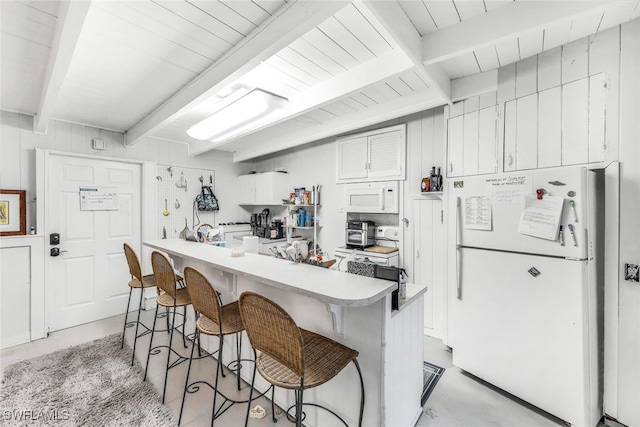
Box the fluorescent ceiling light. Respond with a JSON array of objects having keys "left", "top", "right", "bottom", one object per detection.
[{"left": 187, "top": 88, "right": 290, "bottom": 142}]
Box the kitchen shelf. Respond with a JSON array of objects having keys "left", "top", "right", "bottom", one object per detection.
[
  {"left": 284, "top": 198, "right": 320, "bottom": 245},
  {"left": 282, "top": 204, "right": 321, "bottom": 208},
  {"left": 418, "top": 191, "right": 443, "bottom": 200}
]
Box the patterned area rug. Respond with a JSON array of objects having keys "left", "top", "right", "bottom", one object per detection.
[
  {"left": 0, "top": 333, "right": 176, "bottom": 426},
  {"left": 422, "top": 361, "right": 445, "bottom": 406}
]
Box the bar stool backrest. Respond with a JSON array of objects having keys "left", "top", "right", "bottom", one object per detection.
[
  {"left": 239, "top": 291, "right": 305, "bottom": 377},
  {"left": 151, "top": 251, "right": 178, "bottom": 298},
  {"left": 183, "top": 267, "right": 221, "bottom": 325},
  {"left": 123, "top": 243, "right": 143, "bottom": 282}
]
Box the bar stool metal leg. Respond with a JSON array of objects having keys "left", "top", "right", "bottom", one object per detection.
[
  {"left": 120, "top": 287, "right": 134, "bottom": 349},
  {"left": 130, "top": 286, "right": 145, "bottom": 365},
  {"left": 143, "top": 304, "right": 160, "bottom": 381}
]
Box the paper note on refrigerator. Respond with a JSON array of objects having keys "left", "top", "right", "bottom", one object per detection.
[
  {"left": 464, "top": 195, "right": 492, "bottom": 230},
  {"left": 517, "top": 194, "right": 564, "bottom": 240}
]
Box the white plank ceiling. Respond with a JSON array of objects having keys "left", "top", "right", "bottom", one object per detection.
[{"left": 2, "top": 0, "right": 639, "bottom": 161}]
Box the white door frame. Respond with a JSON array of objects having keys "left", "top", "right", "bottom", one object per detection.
[{"left": 35, "top": 149, "right": 156, "bottom": 335}]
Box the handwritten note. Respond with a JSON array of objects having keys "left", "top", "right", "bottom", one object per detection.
[
  {"left": 517, "top": 194, "right": 564, "bottom": 240},
  {"left": 464, "top": 195, "right": 492, "bottom": 230},
  {"left": 486, "top": 175, "right": 531, "bottom": 204}
]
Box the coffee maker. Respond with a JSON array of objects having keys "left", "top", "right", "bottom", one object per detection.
[{"left": 256, "top": 209, "right": 270, "bottom": 238}]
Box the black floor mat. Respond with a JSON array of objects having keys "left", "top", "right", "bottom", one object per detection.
[{"left": 422, "top": 361, "right": 445, "bottom": 406}]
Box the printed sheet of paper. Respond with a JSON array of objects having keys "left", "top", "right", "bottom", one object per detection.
[
  {"left": 517, "top": 194, "right": 564, "bottom": 240},
  {"left": 464, "top": 195, "right": 492, "bottom": 230},
  {"left": 79, "top": 187, "right": 119, "bottom": 211}
]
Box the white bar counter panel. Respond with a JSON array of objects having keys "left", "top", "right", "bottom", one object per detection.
[{"left": 144, "top": 239, "right": 427, "bottom": 427}]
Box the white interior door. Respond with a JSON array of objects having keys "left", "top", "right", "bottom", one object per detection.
[{"left": 47, "top": 154, "right": 141, "bottom": 331}]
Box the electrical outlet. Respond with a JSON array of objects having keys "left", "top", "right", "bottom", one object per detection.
[{"left": 624, "top": 263, "right": 639, "bottom": 282}]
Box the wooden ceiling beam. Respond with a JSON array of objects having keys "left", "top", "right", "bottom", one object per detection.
[
  {"left": 197, "top": 49, "right": 415, "bottom": 153},
  {"left": 361, "top": 0, "right": 451, "bottom": 104},
  {"left": 34, "top": 0, "right": 91, "bottom": 134},
  {"left": 422, "top": 1, "right": 616, "bottom": 65},
  {"left": 231, "top": 90, "right": 444, "bottom": 162},
  {"left": 124, "top": 0, "right": 351, "bottom": 147}
]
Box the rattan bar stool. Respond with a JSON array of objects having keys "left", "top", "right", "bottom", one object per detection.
[
  {"left": 143, "top": 251, "right": 192, "bottom": 403},
  {"left": 179, "top": 266, "right": 261, "bottom": 426},
  {"left": 121, "top": 243, "right": 184, "bottom": 366},
  {"left": 238, "top": 291, "right": 365, "bottom": 427}
]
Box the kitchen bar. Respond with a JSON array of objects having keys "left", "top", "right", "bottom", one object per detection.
[{"left": 144, "top": 238, "right": 427, "bottom": 427}]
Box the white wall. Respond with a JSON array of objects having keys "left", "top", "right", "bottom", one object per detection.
[
  {"left": 0, "top": 111, "right": 252, "bottom": 232},
  {"left": 614, "top": 18, "right": 640, "bottom": 427}
]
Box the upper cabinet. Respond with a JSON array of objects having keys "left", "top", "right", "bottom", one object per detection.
[
  {"left": 337, "top": 124, "right": 406, "bottom": 183},
  {"left": 447, "top": 94, "right": 499, "bottom": 178},
  {"left": 448, "top": 27, "right": 619, "bottom": 178},
  {"left": 503, "top": 73, "right": 607, "bottom": 171},
  {"left": 238, "top": 171, "right": 289, "bottom": 205}
]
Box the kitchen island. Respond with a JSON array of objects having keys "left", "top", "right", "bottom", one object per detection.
[{"left": 144, "top": 239, "right": 427, "bottom": 427}]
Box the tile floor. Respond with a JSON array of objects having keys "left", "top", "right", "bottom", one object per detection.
[{"left": 0, "top": 313, "right": 625, "bottom": 427}]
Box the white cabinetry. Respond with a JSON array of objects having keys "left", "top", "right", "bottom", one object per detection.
[
  {"left": 447, "top": 103, "right": 498, "bottom": 177},
  {"left": 337, "top": 124, "right": 406, "bottom": 182},
  {"left": 238, "top": 171, "right": 289, "bottom": 205},
  {"left": 0, "top": 235, "right": 45, "bottom": 349},
  {"left": 503, "top": 73, "right": 606, "bottom": 171}
]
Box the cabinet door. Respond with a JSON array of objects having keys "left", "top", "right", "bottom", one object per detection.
[
  {"left": 515, "top": 93, "right": 538, "bottom": 170},
  {"left": 478, "top": 106, "right": 498, "bottom": 174},
  {"left": 447, "top": 115, "right": 464, "bottom": 177},
  {"left": 338, "top": 137, "right": 368, "bottom": 180},
  {"left": 562, "top": 78, "right": 589, "bottom": 165},
  {"left": 538, "top": 86, "right": 562, "bottom": 168},
  {"left": 1, "top": 246, "right": 31, "bottom": 348},
  {"left": 367, "top": 130, "right": 404, "bottom": 179},
  {"left": 588, "top": 73, "right": 606, "bottom": 163},
  {"left": 238, "top": 174, "right": 256, "bottom": 204},
  {"left": 503, "top": 100, "right": 517, "bottom": 172},
  {"left": 462, "top": 110, "right": 479, "bottom": 176},
  {"left": 255, "top": 172, "right": 289, "bottom": 205}
]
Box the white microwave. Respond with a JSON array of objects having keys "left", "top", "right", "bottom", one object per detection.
[{"left": 343, "top": 181, "right": 399, "bottom": 213}]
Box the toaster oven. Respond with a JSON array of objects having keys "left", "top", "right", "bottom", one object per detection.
[{"left": 345, "top": 220, "right": 375, "bottom": 249}]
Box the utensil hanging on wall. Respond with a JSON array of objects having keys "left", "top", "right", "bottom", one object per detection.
[
  {"left": 175, "top": 199, "right": 180, "bottom": 209},
  {"left": 163, "top": 199, "right": 170, "bottom": 216},
  {"left": 179, "top": 217, "right": 189, "bottom": 239}
]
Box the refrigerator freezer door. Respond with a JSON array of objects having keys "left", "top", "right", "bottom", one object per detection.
[
  {"left": 453, "top": 248, "right": 600, "bottom": 427},
  {"left": 449, "top": 166, "right": 596, "bottom": 259}
]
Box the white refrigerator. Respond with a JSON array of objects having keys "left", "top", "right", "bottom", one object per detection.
[{"left": 448, "top": 166, "right": 603, "bottom": 427}]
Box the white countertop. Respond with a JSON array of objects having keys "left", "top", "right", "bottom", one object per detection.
[{"left": 145, "top": 239, "right": 405, "bottom": 307}]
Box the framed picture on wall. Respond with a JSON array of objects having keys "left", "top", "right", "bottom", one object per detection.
[{"left": 0, "top": 190, "right": 26, "bottom": 236}]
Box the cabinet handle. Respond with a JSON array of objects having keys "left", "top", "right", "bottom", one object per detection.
[
  {"left": 416, "top": 249, "right": 420, "bottom": 259},
  {"left": 506, "top": 154, "right": 514, "bottom": 166},
  {"left": 448, "top": 163, "right": 453, "bottom": 173}
]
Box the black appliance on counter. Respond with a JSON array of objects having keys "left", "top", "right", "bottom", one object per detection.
[
  {"left": 255, "top": 208, "right": 270, "bottom": 238},
  {"left": 345, "top": 220, "right": 375, "bottom": 249},
  {"left": 250, "top": 213, "right": 258, "bottom": 236},
  {"left": 269, "top": 220, "right": 284, "bottom": 239}
]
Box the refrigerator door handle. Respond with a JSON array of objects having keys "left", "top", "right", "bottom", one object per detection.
[{"left": 456, "top": 196, "right": 462, "bottom": 299}]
